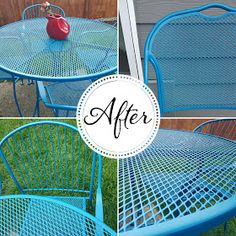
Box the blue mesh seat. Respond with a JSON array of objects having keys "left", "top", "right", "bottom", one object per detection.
[
  {"left": 22, "top": 4, "right": 65, "bottom": 20},
  {"left": 144, "top": 3, "right": 236, "bottom": 116},
  {"left": 0, "top": 69, "right": 12, "bottom": 81},
  {"left": 0, "top": 121, "right": 104, "bottom": 220},
  {"left": 37, "top": 80, "right": 92, "bottom": 117},
  {"left": 0, "top": 195, "right": 116, "bottom": 236}
]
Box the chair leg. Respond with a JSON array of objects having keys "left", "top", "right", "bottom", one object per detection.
[{"left": 12, "top": 78, "right": 23, "bottom": 117}]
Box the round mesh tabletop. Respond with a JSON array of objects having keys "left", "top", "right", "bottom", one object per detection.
[
  {"left": 0, "top": 18, "right": 117, "bottom": 81},
  {"left": 119, "top": 129, "right": 236, "bottom": 235},
  {"left": 0, "top": 195, "right": 116, "bottom": 236}
]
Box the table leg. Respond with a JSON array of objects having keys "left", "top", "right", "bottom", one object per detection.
[
  {"left": 12, "top": 77, "right": 23, "bottom": 117},
  {"left": 32, "top": 82, "right": 40, "bottom": 117}
]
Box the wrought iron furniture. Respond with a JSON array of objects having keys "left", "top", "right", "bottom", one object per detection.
[
  {"left": 119, "top": 124, "right": 236, "bottom": 235},
  {"left": 0, "top": 195, "right": 116, "bottom": 236},
  {"left": 37, "top": 18, "right": 117, "bottom": 117},
  {"left": 0, "top": 121, "right": 102, "bottom": 217},
  {"left": 22, "top": 4, "right": 65, "bottom": 19},
  {"left": 0, "top": 18, "right": 117, "bottom": 117},
  {"left": 144, "top": 3, "right": 236, "bottom": 116},
  {"left": 194, "top": 119, "right": 236, "bottom": 141},
  {"left": 0, "top": 70, "right": 12, "bottom": 81}
]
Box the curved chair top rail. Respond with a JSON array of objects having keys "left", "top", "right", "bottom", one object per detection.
[
  {"left": 194, "top": 119, "right": 236, "bottom": 141},
  {"left": 144, "top": 3, "right": 236, "bottom": 115},
  {"left": 0, "top": 121, "right": 99, "bottom": 197},
  {"left": 22, "top": 4, "right": 65, "bottom": 20},
  {"left": 0, "top": 121, "right": 78, "bottom": 145},
  {"left": 145, "top": 3, "right": 236, "bottom": 56},
  {"left": 0, "top": 195, "right": 116, "bottom": 236}
]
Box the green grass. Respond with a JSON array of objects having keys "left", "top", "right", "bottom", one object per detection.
[
  {"left": 0, "top": 119, "right": 117, "bottom": 231},
  {"left": 202, "top": 217, "right": 236, "bottom": 236}
]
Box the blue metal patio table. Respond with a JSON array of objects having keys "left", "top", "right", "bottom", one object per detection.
[
  {"left": 0, "top": 195, "right": 116, "bottom": 235},
  {"left": 0, "top": 17, "right": 117, "bottom": 116},
  {"left": 119, "top": 129, "right": 236, "bottom": 236}
]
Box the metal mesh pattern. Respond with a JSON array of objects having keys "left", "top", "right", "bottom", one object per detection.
[
  {"left": 119, "top": 129, "right": 236, "bottom": 233},
  {"left": 46, "top": 80, "right": 92, "bottom": 106},
  {"left": 194, "top": 119, "right": 236, "bottom": 141},
  {"left": 149, "top": 12, "right": 236, "bottom": 112},
  {"left": 0, "top": 121, "right": 96, "bottom": 196},
  {"left": 0, "top": 18, "right": 117, "bottom": 81},
  {"left": 0, "top": 196, "right": 116, "bottom": 236},
  {"left": 0, "top": 69, "right": 12, "bottom": 80},
  {"left": 52, "top": 196, "right": 86, "bottom": 209}
]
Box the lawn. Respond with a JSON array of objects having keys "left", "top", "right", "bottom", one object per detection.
[{"left": 0, "top": 118, "right": 117, "bottom": 231}]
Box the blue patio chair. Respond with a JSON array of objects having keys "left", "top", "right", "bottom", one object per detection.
[
  {"left": 0, "top": 121, "right": 104, "bottom": 221},
  {"left": 37, "top": 80, "right": 93, "bottom": 117},
  {"left": 22, "top": 4, "right": 65, "bottom": 19},
  {"left": 144, "top": 3, "right": 236, "bottom": 116},
  {"left": 194, "top": 119, "right": 236, "bottom": 141}
]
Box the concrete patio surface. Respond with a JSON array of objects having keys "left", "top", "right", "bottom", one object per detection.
[{"left": 0, "top": 81, "right": 53, "bottom": 117}]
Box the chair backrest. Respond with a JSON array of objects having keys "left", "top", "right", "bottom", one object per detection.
[
  {"left": 144, "top": 3, "right": 236, "bottom": 115},
  {"left": 0, "top": 121, "right": 98, "bottom": 198},
  {"left": 22, "top": 4, "right": 65, "bottom": 20},
  {"left": 194, "top": 119, "right": 236, "bottom": 141}
]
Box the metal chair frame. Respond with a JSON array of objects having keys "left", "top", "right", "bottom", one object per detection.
[
  {"left": 194, "top": 119, "right": 236, "bottom": 141},
  {"left": 36, "top": 80, "right": 93, "bottom": 117},
  {"left": 144, "top": 3, "right": 236, "bottom": 116},
  {"left": 22, "top": 4, "right": 65, "bottom": 20},
  {"left": 0, "top": 121, "right": 104, "bottom": 221}
]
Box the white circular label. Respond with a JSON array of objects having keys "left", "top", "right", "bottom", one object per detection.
[{"left": 77, "top": 74, "right": 160, "bottom": 158}]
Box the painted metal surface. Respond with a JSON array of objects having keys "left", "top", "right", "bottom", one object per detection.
[
  {"left": 0, "top": 121, "right": 98, "bottom": 210},
  {"left": 144, "top": 3, "right": 236, "bottom": 115},
  {"left": 119, "top": 128, "right": 236, "bottom": 235},
  {"left": 0, "top": 195, "right": 116, "bottom": 235},
  {"left": 0, "top": 18, "right": 117, "bottom": 82}
]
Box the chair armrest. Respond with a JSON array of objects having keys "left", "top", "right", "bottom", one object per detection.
[
  {"left": 37, "top": 81, "right": 49, "bottom": 104},
  {"left": 95, "top": 186, "right": 103, "bottom": 222}
]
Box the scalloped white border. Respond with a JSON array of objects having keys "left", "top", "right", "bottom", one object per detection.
[{"left": 76, "top": 74, "right": 160, "bottom": 159}]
